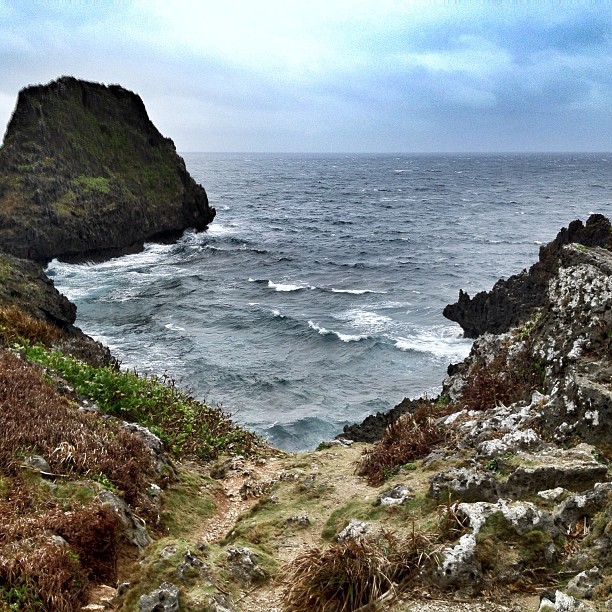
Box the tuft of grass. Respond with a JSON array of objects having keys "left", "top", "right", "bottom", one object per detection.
[
  {"left": 72, "top": 175, "right": 110, "bottom": 194},
  {"left": 283, "top": 530, "right": 434, "bottom": 612},
  {"left": 355, "top": 404, "right": 445, "bottom": 486},
  {"left": 459, "top": 340, "right": 545, "bottom": 411},
  {"left": 17, "top": 341, "right": 264, "bottom": 461},
  {"left": 0, "top": 306, "right": 62, "bottom": 345}
]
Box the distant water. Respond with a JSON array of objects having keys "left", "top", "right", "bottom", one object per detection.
[{"left": 47, "top": 153, "right": 612, "bottom": 450}]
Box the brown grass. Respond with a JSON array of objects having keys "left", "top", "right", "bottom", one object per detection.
[
  {"left": 283, "top": 530, "right": 434, "bottom": 612},
  {"left": 459, "top": 341, "right": 545, "bottom": 412},
  {"left": 355, "top": 403, "right": 445, "bottom": 486},
  {"left": 0, "top": 305, "right": 62, "bottom": 345},
  {"left": 0, "top": 349, "right": 162, "bottom": 609}
]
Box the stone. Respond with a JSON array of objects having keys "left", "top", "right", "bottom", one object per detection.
[
  {"left": 566, "top": 567, "right": 603, "bottom": 599},
  {"left": 335, "top": 519, "right": 371, "bottom": 541},
  {"left": 139, "top": 582, "right": 179, "bottom": 612},
  {"left": 97, "top": 489, "right": 151, "bottom": 549},
  {"left": 429, "top": 466, "right": 499, "bottom": 503},
  {"left": 226, "top": 546, "right": 266, "bottom": 585},
  {"left": 23, "top": 455, "right": 52, "bottom": 473},
  {"left": 376, "top": 484, "right": 413, "bottom": 506},
  {"left": 537, "top": 590, "right": 597, "bottom": 611}
]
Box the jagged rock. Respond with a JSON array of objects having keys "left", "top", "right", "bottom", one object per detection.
[
  {"left": 429, "top": 466, "right": 499, "bottom": 503},
  {"left": 0, "top": 76, "right": 215, "bottom": 263},
  {"left": 226, "top": 546, "right": 266, "bottom": 585},
  {"left": 121, "top": 421, "right": 171, "bottom": 475},
  {"left": 204, "top": 593, "right": 235, "bottom": 612},
  {"left": 97, "top": 489, "right": 151, "bottom": 549},
  {"left": 436, "top": 500, "right": 557, "bottom": 590},
  {"left": 553, "top": 483, "right": 612, "bottom": 532},
  {"left": 177, "top": 550, "right": 209, "bottom": 581},
  {"left": 23, "top": 454, "right": 51, "bottom": 473},
  {"left": 566, "top": 567, "right": 603, "bottom": 599},
  {"left": 502, "top": 445, "right": 608, "bottom": 498},
  {"left": 286, "top": 514, "right": 310, "bottom": 527},
  {"left": 336, "top": 519, "right": 371, "bottom": 541},
  {"left": 376, "top": 484, "right": 412, "bottom": 506},
  {"left": 538, "top": 590, "right": 597, "bottom": 611},
  {"left": 444, "top": 214, "right": 612, "bottom": 338},
  {"left": 139, "top": 582, "right": 179, "bottom": 612}
]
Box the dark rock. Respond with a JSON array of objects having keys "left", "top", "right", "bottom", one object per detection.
[
  {"left": 339, "top": 396, "right": 432, "bottom": 443},
  {"left": 444, "top": 214, "right": 612, "bottom": 338},
  {"left": 0, "top": 76, "right": 215, "bottom": 264}
]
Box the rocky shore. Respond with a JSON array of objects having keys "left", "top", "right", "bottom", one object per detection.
[{"left": 0, "top": 78, "right": 609, "bottom": 612}]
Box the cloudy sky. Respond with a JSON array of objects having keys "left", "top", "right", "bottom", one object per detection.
[{"left": 1, "top": 0, "right": 611, "bottom": 152}]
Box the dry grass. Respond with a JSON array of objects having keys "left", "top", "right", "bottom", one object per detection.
[
  {"left": 283, "top": 530, "right": 435, "bottom": 612},
  {"left": 0, "top": 350, "right": 160, "bottom": 518},
  {"left": 0, "top": 349, "right": 161, "bottom": 609},
  {"left": 355, "top": 404, "right": 445, "bottom": 486},
  {"left": 0, "top": 305, "right": 62, "bottom": 345},
  {"left": 459, "top": 341, "right": 545, "bottom": 412}
]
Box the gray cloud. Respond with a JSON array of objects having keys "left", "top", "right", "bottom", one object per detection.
[{"left": 0, "top": 1, "right": 610, "bottom": 152}]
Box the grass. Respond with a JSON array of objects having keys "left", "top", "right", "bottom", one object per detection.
[
  {"left": 72, "top": 175, "right": 111, "bottom": 194},
  {"left": 355, "top": 403, "right": 446, "bottom": 486},
  {"left": 283, "top": 530, "right": 435, "bottom": 612},
  {"left": 17, "top": 341, "right": 264, "bottom": 461}
]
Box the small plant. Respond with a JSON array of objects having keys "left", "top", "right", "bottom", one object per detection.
[
  {"left": 356, "top": 404, "right": 444, "bottom": 486},
  {"left": 16, "top": 342, "right": 263, "bottom": 461},
  {"left": 283, "top": 531, "right": 433, "bottom": 612}
]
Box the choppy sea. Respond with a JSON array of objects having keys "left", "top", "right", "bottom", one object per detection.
[{"left": 47, "top": 153, "right": 612, "bottom": 450}]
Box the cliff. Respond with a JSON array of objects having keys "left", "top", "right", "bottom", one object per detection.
[
  {"left": 1, "top": 217, "right": 611, "bottom": 612},
  {"left": 443, "top": 214, "right": 612, "bottom": 338},
  {"left": 0, "top": 76, "right": 215, "bottom": 263}
]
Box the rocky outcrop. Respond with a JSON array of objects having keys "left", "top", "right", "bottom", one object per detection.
[
  {"left": 443, "top": 214, "right": 612, "bottom": 338},
  {"left": 0, "top": 76, "right": 215, "bottom": 263}
]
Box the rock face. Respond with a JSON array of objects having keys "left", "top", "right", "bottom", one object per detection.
[
  {"left": 0, "top": 76, "right": 215, "bottom": 263},
  {"left": 443, "top": 214, "right": 612, "bottom": 338}
]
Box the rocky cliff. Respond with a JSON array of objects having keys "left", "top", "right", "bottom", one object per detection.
[
  {"left": 443, "top": 214, "right": 612, "bottom": 338},
  {"left": 0, "top": 76, "right": 215, "bottom": 263},
  {"left": 1, "top": 216, "right": 611, "bottom": 612}
]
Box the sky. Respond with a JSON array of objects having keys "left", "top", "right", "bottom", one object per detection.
[{"left": 0, "top": 0, "right": 611, "bottom": 153}]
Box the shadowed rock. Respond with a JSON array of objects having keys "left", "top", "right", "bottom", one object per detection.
[{"left": 0, "top": 76, "right": 215, "bottom": 263}]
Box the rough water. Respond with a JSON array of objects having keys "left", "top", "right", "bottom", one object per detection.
[{"left": 47, "top": 153, "right": 612, "bottom": 450}]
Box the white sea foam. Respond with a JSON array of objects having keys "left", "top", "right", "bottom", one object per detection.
[
  {"left": 331, "top": 288, "right": 387, "bottom": 295},
  {"left": 165, "top": 323, "right": 186, "bottom": 332},
  {"left": 268, "top": 280, "right": 315, "bottom": 292},
  {"left": 394, "top": 326, "right": 472, "bottom": 360},
  {"left": 308, "top": 320, "right": 369, "bottom": 342},
  {"left": 338, "top": 309, "right": 393, "bottom": 333}
]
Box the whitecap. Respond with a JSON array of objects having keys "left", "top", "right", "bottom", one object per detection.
[
  {"left": 268, "top": 280, "right": 315, "bottom": 292},
  {"left": 165, "top": 323, "right": 186, "bottom": 332},
  {"left": 394, "top": 326, "right": 472, "bottom": 361},
  {"left": 308, "top": 320, "right": 369, "bottom": 343},
  {"left": 331, "top": 288, "right": 387, "bottom": 295}
]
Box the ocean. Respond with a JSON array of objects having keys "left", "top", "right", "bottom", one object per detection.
[{"left": 46, "top": 153, "right": 612, "bottom": 451}]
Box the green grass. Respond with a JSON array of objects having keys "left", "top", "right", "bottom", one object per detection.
[
  {"left": 72, "top": 175, "right": 111, "bottom": 194},
  {"left": 16, "top": 341, "right": 262, "bottom": 461}
]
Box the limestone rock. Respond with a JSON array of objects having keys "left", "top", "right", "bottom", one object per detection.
[
  {"left": 376, "top": 484, "right": 412, "bottom": 506},
  {"left": 97, "top": 489, "right": 151, "bottom": 549},
  {"left": 139, "top": 582, "right": 179, "bottom": 612},
  {"left": 443, "top": 214, "right": 612, "bottom": 338},
  {"left": 226, "top": 546, "right": 266, "bottom": 585},
  {"left": 336, "top": 519, "right": 371, "bottom": 541}
]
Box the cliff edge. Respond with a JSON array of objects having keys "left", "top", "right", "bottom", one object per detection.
[{"left": 0, "top": 76, "right": 215, "bottom": 263}]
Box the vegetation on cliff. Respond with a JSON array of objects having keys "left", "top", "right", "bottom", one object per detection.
[{"left": 0, "top": 77, "right": 215, "bottom": 263}]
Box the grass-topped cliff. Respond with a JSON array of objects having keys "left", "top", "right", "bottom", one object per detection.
[
  {"left": 0, "top": 218, "right": 611, "bottom": 611},
  {"left": 0, "top": 77, "right": 215, "bottom": 263}
]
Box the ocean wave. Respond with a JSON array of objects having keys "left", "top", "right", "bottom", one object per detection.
[
  {"left": 330, "top": 288, "right": 387, "bottom": 295},
  {"left": 308, "top": 320, "right": 369, "bottom": 343},
  {"left": 394, "top": 326, "right": 472, "bottom": 361}
]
